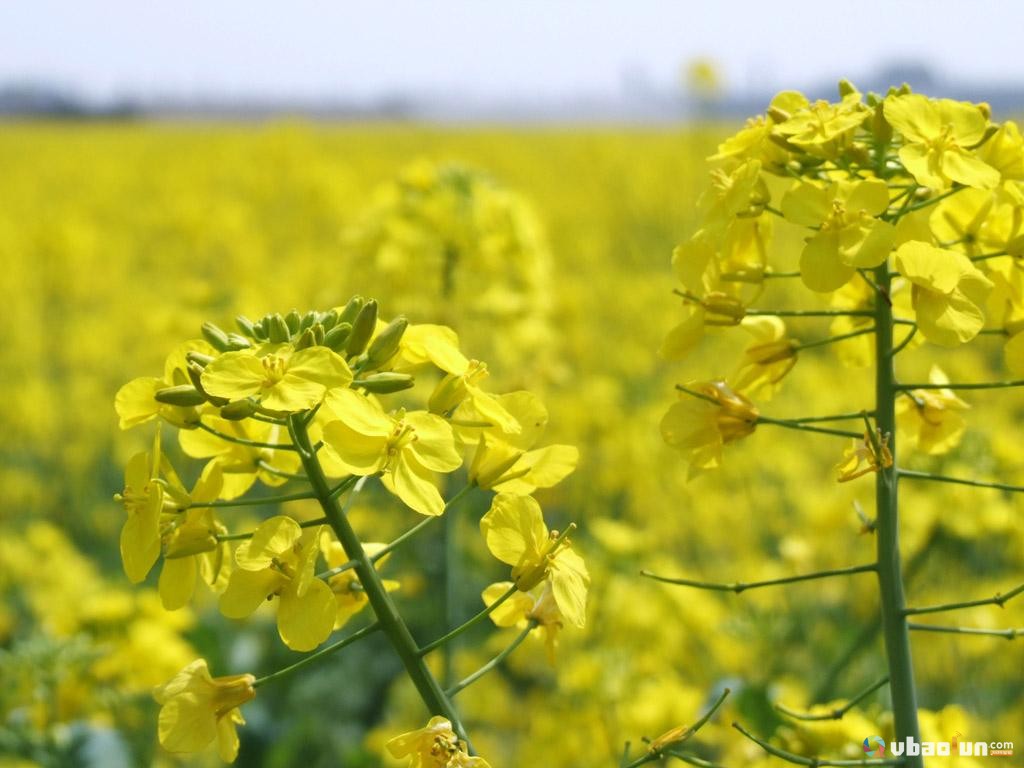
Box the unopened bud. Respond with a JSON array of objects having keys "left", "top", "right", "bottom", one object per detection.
[
  {"left": 225, "top": 333, "right": 252, "bottom": 351},
  {"left": 354, "top": 372, "right": 416, "bottom": 394},
  {"left": 284, "top": 309, "right": 301, "bottom": 335},
  {"left": 267, "top": 313, "right": 291, "bottom": 343},
  {"left": 338, "top": 296, "right": 364, "bottom": 326},
  {"left": 837, "top": 79, "right": 857, "bottom": 98},
  {"left": 201, "top": 322, "right": 232, "bottom": 352},
  {"left": 298, "top": 310, "right": 316, "bottom": 333},
  {"left": 313, "top": 323, "right": 325, "bottom": 346},
  {"left": 318, "top": 309, "right": 338, "bottom": 331},
  {"left": 236, "top": 315, "right": 259, "bottom": 339},
  {"left": 186, "top": 351, "right": 214, "bottom": 368},
  {"left": 220, "top": 399, "right": 257, "bottom": 420},
  {"left": 345, "top": 299, "right": 378, "bottom": 356},
  {"left": 295, "top": 328, "right": 317, "bottom": 350},
  {"left": 323, "top": 322, "right": 352, "bottom": 352},
  {"left": 155, "top": 384, "right": 207, "bottom": 407},
  {"left": 365, "top": 316, "right": 408, "bottom": 368}
]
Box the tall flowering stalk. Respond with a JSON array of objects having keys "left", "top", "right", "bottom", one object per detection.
[
  {"left": 114, "top": 298, "right": 585, "bottom": 765},
  {"left": 647, "top": 82, "right": 1024, "bottom": 768}
]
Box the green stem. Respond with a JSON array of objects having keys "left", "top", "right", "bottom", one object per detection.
[
  {"left": 755, "top": 415, "right": 861, "bottom": 439},
  {"left": 907, "top": 623, "right": 1022, "bottom": 639},
  {"left": 909, "top": 622, "right": 1019, "bottom": 638},
  {"left": 188, "top": 489, "right": 317, "bottom": 509},
  {"left": 640, "top": 563, "right": 875, "bottom": 592},
  {"left": 897, "top": 468, "right": 1024, "bottom": 494},
  {"left": 442, "top": 501, "right": 458, "bottom": 686},
  {"left": 217, "top": 516, "right": 327, "bottom": 542},
  {"left": 252, "top": 622, "right": 380, "bottom": 688},
  {"left": 419, "top": 584, "right": 519, "bottom": 656},
  {"left": 196, "top": 421, "right": 298, "bottom": 451},
  {"left": 746, "top": 308, "right": 875, "bottom": 318},
  {"left": 766, "top": 411, "right": 872, "bottom": 424},
  {"left": 895, "top": 379, "right": 1024, "bottom": 391},
  {"left": 316, "top": 486, "right": 474, "bottom": 580},
  {"left": 287, "top": 415, "right": 469, "bottom": 742},
  {"left": 732, "top": 721, "right": 904, "bottom": 766},
  {"left": 872, "top": 262, "right": 923, "bottom": 767},
  {"left": 446, "top": 620, "right": 536, "bottom": 697},
  {"left": 775, "top": 676, "right": 889, "bottom": 721},
  {"left": 257, "top": 460, "right": 307, "bottom": 481},
  {"left": 903, "top": 582, "right": 1024, "bottom": 616},
  {"left": 882, "top": 185, "right": 963, "bottom": 221},
  {"left": 792, "top": 327, "right": 875, "bottom": 351}
]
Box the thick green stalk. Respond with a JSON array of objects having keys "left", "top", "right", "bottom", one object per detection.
[
  {"left": 872, "top": 263, "right": 922, "bottom": 766},
  {"left": 287, "top": 415, "right": 468, "bottom": 741}
]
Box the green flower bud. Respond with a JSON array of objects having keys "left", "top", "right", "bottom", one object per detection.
[
  {"left": 186, "top": 351, "right": 214, "bottom": 368},
  {"left": 313, "top": 323, "right": 325, "bottom": 346},
  {"left": 353, "top": 372, "right": 416, "bottom": 394},
  {"left": 323, "top": 322, "right": 352, "bottom": 352},
  {"left": 318, "top": 309, "right": 338, "bottom": 331},
  {"left": 294, "top": 328, "right": 316, "bottom": 350},
  {"left": 345, "top": 299, "right": 378, "bottom": 356},
  {"left": 267, "top": 313, "right": 291, "bottom": 343},
  {"left": 220, "top": 399, "right": 257, "bottom": 420},
  {"left": 201, "top": 322, "right": 232, "bottom": 352},
  {"left": 284, "top": 309, "right": 301, "bottom": 335},
  {"left": 154, "top": 384, "right": 207, "bottom": 406},
  {"left": 225, "top": 333, "right": 252, "bottom": 351},
  {"left": 837, "top": 79, "right": 857, "bottom": 98},
  {"left": 365, "top": 316, "right": 408, "bottom": 368},
  {"left": 337, "top": 295, "right": 364, "bottom": 326},
  {"left": 235, "top": 315, "right": 258, "bottom": 339},
  {"left": 298, "top": 310, "right": 317, "bottom": 333}
]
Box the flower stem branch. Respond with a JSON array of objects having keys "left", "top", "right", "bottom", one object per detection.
[
  {"left": 252, "top": 622, "right": 380, "bottom": 689},
  {"left": 908, "top": 623, "right": 1022, "bottom": 639},
  {"left": 732, "top": 721, "right": 905, "bottom": 766},
  {"left": 257, "top": 460, "right": 307, "bottom": 481},
  {"left": 445, "top": 620, "right": 536, "bottom": 697},
  {"left": 793, "top": 327, "right": 875, "bottom": 352},
  {"left": 195, "top": 421, "right": 298, "bottom": 451},
  {"left": 897, "top": 468, "right": 1024, "bottom": 494},
  {"left": 746, "top": 308, "right": 875, "bottom": 318},
  {"left": 640, "top": 563, "right": 875, "bottom": 593},
  {"left": 189, "top": 489, "right": 317, "bottom": 509},
  {"left": 895, "top": 379, "right": 1024, "bottom": 391},
  {"left": 316, "top": 485, "right": 476, "bottom": 580},
  {"left": 419, "top": 584, "right": 519, "bottom": 656},
  {"left": 775, "top": 676, "right": 889, "bottom": 721},
  {"left": 217, "top": 516, "right": 327, "bottom": 542},
  {"left": 755, "top": 415, "right": 862, "bottom": 439},
  {"left": 903, "top": 582, "right": 1024, "bottom": 616}
]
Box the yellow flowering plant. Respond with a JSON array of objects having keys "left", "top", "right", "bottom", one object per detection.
[
  {"left": 113, "top": 297, "right": 582, "bottom": 764},
  {"left": 645, "top": 81, "right": 1024, "bottom": 768}
]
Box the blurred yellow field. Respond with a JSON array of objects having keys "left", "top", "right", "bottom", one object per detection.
[{"left": 1, "top": 112, "right": 1022, "bottom": 768}]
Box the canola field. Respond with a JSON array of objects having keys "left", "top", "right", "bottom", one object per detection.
[{"left": 0, "top": 114, "right": 1022, "bottom": 768}]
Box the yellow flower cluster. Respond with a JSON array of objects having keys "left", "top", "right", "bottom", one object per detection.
[
  {"left": 114, "top": 297, "right": 582, "bottom": 763},
  {"left": 664, "top": 82, "right": 1024, "bottom": 471}
]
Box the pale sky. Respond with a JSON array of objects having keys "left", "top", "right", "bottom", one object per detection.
[{"left": 2, "top": 1, "right": 1022, "bottom": 101}]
